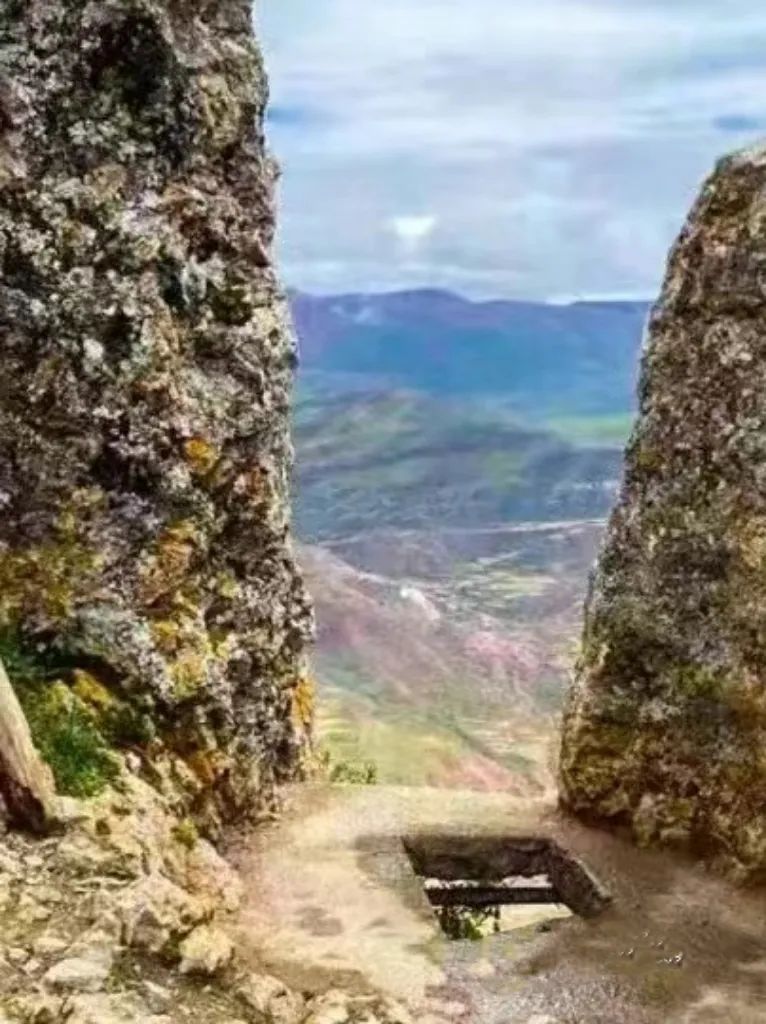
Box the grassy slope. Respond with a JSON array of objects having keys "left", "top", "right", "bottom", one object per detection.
[{"left": 294, "top": 381, "right": 623, "bottom": 541}]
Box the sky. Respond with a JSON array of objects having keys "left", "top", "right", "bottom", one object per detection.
[{"left": 256, "top": 1, "right": 766, "bottom": 302}]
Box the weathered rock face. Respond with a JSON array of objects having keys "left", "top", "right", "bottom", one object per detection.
[
  {"left": 0, "top": 0, "right": 312, "bottom": 827},
  {"left": 560, "top": 143, "right": 766, "bottom": 880}
]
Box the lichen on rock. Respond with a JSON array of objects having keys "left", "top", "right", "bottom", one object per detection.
[
  {"left": 0, "top": 0, "right": 312, "bottom": 831},
  {"left": 560, "top": 142, "right": 766, "bottom": 880}
]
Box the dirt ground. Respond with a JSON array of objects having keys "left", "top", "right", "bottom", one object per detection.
[{"left": 230, "top": 784, "right": 766, "bottom": 1024}]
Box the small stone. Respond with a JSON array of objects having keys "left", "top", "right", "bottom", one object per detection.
[
  {"left": 237, "top": 971, "right": 305, "bottom": 1024},
  {"left": 66, "top": 925, "right": 121, "bottom": 960},
  {"left": 54, "top": 798, "right": 90, "bottom": 829},
  {"left": 64, "top": 993, "right": 161, "bottom": 1024},
  {"left": 10, "top": 993, "right": 65, "bottom": 1024},
  {"left": 178, "top": 925, "right": 233, "bottom": 977},
  {"left": 376, "top": 997, "right": 414, "bottom": 1023},
  {"left": 32, "top": 885, "right": 64, "bottom": 907},
  {"left": 15, "top": 893, "right": 52, "bottom": 923},
  {"left": 118, "top": 873, "right": 208, "bottom": 954},
  {"left": 141, "top": 981, "right": 172, "bottom": 1014},
  {"left": 0, "top": 850, "right": 23, "bottom": 875},
  {"left": 43, "top": 949, "right": 113, "bottom": 994},
  {"left": 34, "top": 934, "right": 71, "bottom": 957},
  {"left": 302, "top": 991, "right": 353, "bottom": 1024},
  {"left": 466, "top": 959, "right": 496, "bottom": 979},
  {"left": 303, "top": 990, "right": 408, "bottom": 1024}
]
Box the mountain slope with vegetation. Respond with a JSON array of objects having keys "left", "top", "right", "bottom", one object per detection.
[
  {"left": 290, "top": 290, "right": 645, "bottom": 791},
  {"left": 294, "top": 384, "right": 623, "bottom": 540}
]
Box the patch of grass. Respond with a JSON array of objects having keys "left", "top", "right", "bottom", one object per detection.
[
  {"left": 315, "top": 745, "right": 378, "bottom": 785},
  {"left": 437, "top": 906, "right": 500, "bottom": 941},
  {"left": 0, "top": 628, "right": 118, "bottom": 798},
  {"left": 23, "top": 682, "right": 119, "bottom": 797},
  {"left": 172, "top": 818, "right": 199, "bottom": 850},
  {"left": 316, "top": 688, "right": 481, "bottom": 787}
]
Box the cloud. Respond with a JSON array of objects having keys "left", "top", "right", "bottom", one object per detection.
[
  {"left": 256, "top": 0, "right": 766, "bottom": 300},
  {"left": 388, "top": 215, "right": 438, "bottom": 255}
]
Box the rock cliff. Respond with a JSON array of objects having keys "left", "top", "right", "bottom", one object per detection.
[
  {"left": 0, "top": 0, "right": 312, "bottom": 831},
  {"left": 560, "top": 143, "right": 766, "bottom": 880}
]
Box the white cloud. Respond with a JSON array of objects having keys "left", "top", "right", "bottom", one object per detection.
[
  {"left": 257, "top": 0, "right": 766, "bottom": 299},
  {"left": 388, "top": 215, "right": 437, "bottom": 256}
]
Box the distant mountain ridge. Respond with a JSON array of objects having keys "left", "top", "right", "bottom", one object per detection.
[{"left": 291, "top": 288, "right": 650, "bottom": 418}]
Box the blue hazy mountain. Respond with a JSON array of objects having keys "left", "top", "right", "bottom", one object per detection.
[{"left": 291, "top": 289, "right": 650, "bottom": 419}]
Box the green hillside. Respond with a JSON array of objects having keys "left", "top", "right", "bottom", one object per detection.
[{"left": 294, "top": 381, "right": 623, "bottom": 541}]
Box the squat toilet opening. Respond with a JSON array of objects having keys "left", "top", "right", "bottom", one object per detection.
[{"left": 402, "top": 833, "right": 611, "bottom": 941}]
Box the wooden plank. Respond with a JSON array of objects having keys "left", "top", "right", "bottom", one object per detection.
[
  {"left": 425, "top": 885, "right": 560, "bottom": 908},
  {"left": 0, "top": 658, "right": 58, "bottom": 833}
]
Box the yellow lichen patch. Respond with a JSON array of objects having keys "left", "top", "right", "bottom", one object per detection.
[
  {"left": 291, "top": 673, "right": 316, "bottom": 732},
  {"left": 735, "top": 515, "right": 766, "bottom": 572},
  {"left": 186, "top": 749, "right": 230, "bottom": 788},
  {"left": 150, "top": 609, "right": 216, "bottom": 700},
  {"left": 184, "top": 437, "right": 218, "bottom": 476},
  {"left": 633, "top": 443, "right": 663, "bottom": 475},
  {"left": 139, "top": 520, "right": 200, "bottom": 607},
  {"left": 170, "top": 648, "right": 209, "bottom": 700},
  {"left": 171, "top": 818, "right": 199, "bottom": 850},
  {"left": 151, "top": 617, "right": 183, "bottom": 655},
  {"left": 72, "top": 669, "right": 114, "bottom": 711},
  {"left": 198, "top": 73, "right": 242, "bottom": 150},
  {"left": 215, "top": 572, "right": 240, "bottom": 601},
  {"left": 0, "top": 493, "right": 104, "bottom": 626},
  {"left": 727, "top": 672, "right": 766, "bottom": 729},
  {"left": 87, "top": 162, "right": 128, "bottom": 201}
]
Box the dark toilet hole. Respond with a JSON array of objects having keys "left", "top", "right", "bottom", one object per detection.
[{"left": 402, "top": 834, "right": 611, "bottom": 941}]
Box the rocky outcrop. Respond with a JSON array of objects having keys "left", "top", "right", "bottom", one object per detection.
[
  {"left": 0, "top": 0, "right": 312, "bottom": 829},
  {"left": 0, "top": 771, "right": 417, "bottom": 1023},
  {"left": 560, "top": 143, "right": 766, "bottom": 879}
]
